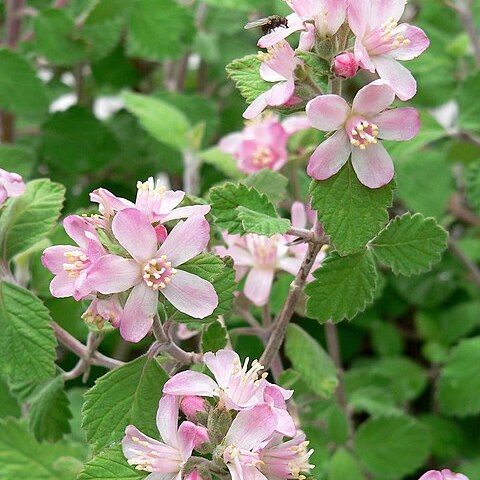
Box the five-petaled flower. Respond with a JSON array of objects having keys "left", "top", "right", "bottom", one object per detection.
[
  {"left": 87, "top": 209, "right": 218, "bottom": 342},
  {"left": 0, "top": 168, "right": 25, "bottom": 205},
  {"left": 348, "top": 0, "right": 430, "bottom": 100},
  {"left": 306, "top": 80, "right": 420, "bottom": 188}
]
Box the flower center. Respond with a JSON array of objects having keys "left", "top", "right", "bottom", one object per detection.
[
  {"left": 136, "top": 177, "right": 167, "bottom": 215},
  {"left": 346, "top": 117, "right": 379, "bottom": 150},
  {"left": 364, "top": 17, "right": 411, "bottom": 56},
  {"left": 143, "top": 256, "right": 176, "bottom": 290},
  {"left": 249, "top": 234, "right": 281, "bottom": 269},
  {"left": 63, "top": 250, "right": 90, "bottom": 277},
  {"left": 224, "top": 445, "right": 263, "bottom": 468},
  {"left": 252, "top": 146, "right": 273, "bottom": 166},
  {"left": 128, "top": 436, "right": 182, "bottom": 473}
]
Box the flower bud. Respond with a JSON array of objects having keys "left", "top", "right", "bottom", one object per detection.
[
  {"left": 181, "top": 395, "right": 207, "bottom": 421},
  {"left": 334, "top": 53, "right": 359, "bottom": 78}
]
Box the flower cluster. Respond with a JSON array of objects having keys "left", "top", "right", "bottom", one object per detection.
[
  {"left": 242, "top": 0, "right": 429, "bottom": 189},
  {"left": 123, "top": 349, "right": 314, "bottom": 480},
  {"left": 0, "top": 168, "right": 25, "bottom": 206},
  {"left": 42, "top": 178, "right": 218, "bottom": 343}
]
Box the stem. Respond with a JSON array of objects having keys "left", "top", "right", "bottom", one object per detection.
[
  {"left": 449, "top": 238, "right": 480, "bottom": 288},
  {"left": 183, "top": 149, "right": 201, "bottom": 196}
]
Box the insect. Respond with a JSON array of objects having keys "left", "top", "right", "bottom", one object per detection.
[{"left": 244, "top": 15, "right": 289, "bottom": 35}]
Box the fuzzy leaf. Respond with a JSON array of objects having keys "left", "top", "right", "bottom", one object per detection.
[
  {"left": 202, "top": 320, "right": 229, "bottom": 353},
  {"left": 242, "top": 169, "right": 288, "bottom": 204}
]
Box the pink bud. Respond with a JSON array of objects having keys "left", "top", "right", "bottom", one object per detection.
[
  {"left": 185, "top": 469, "right": 204, "bottom": 480},
  {"left": 193, "top": 425, "right": 210, "bottom": 449},
  {"left": 181, "top": 395, "right": 207, "bottom": 420},
  {"left": 334, "top": 53, "right": 359, "bottom": 78}
]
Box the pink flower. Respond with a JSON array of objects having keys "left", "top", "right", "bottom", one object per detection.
[
  {"left": 122, "top": 395, "right": 198, "bottom": 478},
  {"left": 258, "top": 0, "right": 347, "bottom": 49},
  {"left": 41, "top": 215, "right": 106, "bottom": 300},
  {"left": 419, "top": 471, "right": 469, "bottom": 480},
  {"left": 81, "top": 295, "right": 123, "bottom": 329},
  {"left": 91, "top": 177, "right": 210, "bottom": 225},
  {"left": 0, "top": 168, "right": 25, "bottom": 205},
  {"left": 348, "top": 0, "right": 429, "bottom": 100},
  {"left": 244, "top": 42, "right": 303, "bottom": 120},
  {"left": 334, "top": 52, "right": 359, "bottom": 78},
  {"left": 306, "top": 80, "right": 421, "bottom": 188},
  {"left": 219, "top": 115, "right": 310, "bottom": 173},
  {"left": 223, "top": 404, "right": 278, "bottom": 480},
  {"left": 87, "top": 209, "right": 218, "bottom": 342}
]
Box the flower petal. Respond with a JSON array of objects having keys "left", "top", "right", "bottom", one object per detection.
[
  {"left": 244, "top": 267, "right": 275, "bottom": 306},
  {"left": 370, "top": 0, "right": 405, "bottom": 27},
  {"left": 390, "top": 24, "right": 430, "bottom": 60},
  {"left": 323, "top": 0, "right": 347, "bottom": 36},
  {"left": 63, "top": 215, "right": 96, "bottom": 249},
  {"left": 278, "top": 256, "right": 303, "bottom": 276},
  {"left": 87, "top": 255, "right": 140, "bottom": 294},
  {"left": 218, "top": 132, "right": 244, "bottom": 154},
  {"left": 306, "top": 95, "right": 350, "bottom": 132},
  {"left": 177, "top": 421, "right": 197, "bottom": 461},
  {"left": 204, "top": 350, "right": 238, "bottom": 389},
  {"left": 162, "top": 270, "right": 218, "bottom": 319},
  {"left": 352, "top": 80, "right": 395, "bottom": 116},
  {"left": 157, "top": 190, "right": 185, "bottom": 214},
  {"left": 257, "top": 13, "right": 304, "bottom": 48},
  {"left": 373, "top": 107, "right": 420, "bottom": 141},
  {"left": 226, "top": 404, "right": 277, "bottom": 450},
  {"left": 291, "top": 201, "right": 307, "bottom": 229},
  {"left": 123, "top": 425, "right": 165, "bottom": 461},
  {"left": 273, "top": 407, "right": 296, "bottom": 437},
  {"left": 160, "top": 205, "right": 211, "bottom": 224},
  {"left": 298, "top": 24, "right": 315, "bottom": 51},
  {"left": 244, "top": 93, "right": 268, "bottom": 119},
  {"left": 371, "top": 55, "right": 417, "bottom": 101},
  {"left": 158, "top": 216, "right": 210, "bottom": 266},
  {"left": 112, "top": 208, "right": 158, "bottom": 263},
  {"left": 156, "top": 394, "right": 180, "bottom": 448},
  {"left": 120, "top": 283, "right": 157, "bottom": 343},
  {"left": 42, "top": 245, "right": 77, "bottom": 274},
  {"left": 307, "top": 130, "right": 351, "bottom": 180},
  {"left": 49, "top": 271, "right": 76, "bottom": 298},
  {"left": 347, "top": 0, "right": 370, "bottom": 37},
  {"left": 163, "top": 370, "right": 218, "bottom": 397},
  {"left": 418, "top": 473, "right": 443, "bottom": 480},
  {"left": 281, "top": 115, "right": 311, "bottom": 135},
  {"left": 351, "top": 142, "right": 394, "bottom": 189},
  {"left": 265, "top": 79, "right": 295, "bottom": 107}
]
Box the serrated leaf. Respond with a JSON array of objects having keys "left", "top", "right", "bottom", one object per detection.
[
  {"left": 305, "top": 251, "right": 378, "bottom": 323},
  {"left": 78, "top": 445, "right": 145, "bottom": 480},
  {"left": 466, "top": 160, "right": 480, "bottom": 214},
  {"left": 226, "top": 54, "right": 271, "bottom": 104},
  {"left": 202, "top": 320, "right": 228, "bottom": 353},
  {"left": 200, "top": 147, "right": 244, "bottom": 179},
  {"left": 242, "top": 169, "right": 288, "bottom": 204},
  {"left": 285, "top": 324, "right": 338, "bottom": 398},
  {"left": 0, "top": 283, "right": 57, "bottom": 381},
  {"left": 0, "top": 49, "right": 49, "bottom": 115},
  {"left": 29, "top": 376, "right": 72, "bottom": 442},
  {"left": 309, "top": 163, "right": 395, "bottom": 255},
  {"left": 371, "top": 213, "right": 448, "bottom": 276},
  {"left": 355, "top": 416, "right": 431, "bottom": 479},
  {"left": 210, "top": 182, "right": 290, "bottom": 236},
  {"left": 82, "top": 356, "right": 168, "bottom": 452},
  {"left": 168, "top": 254, "right": 236, "bottom": 324},
  {"left": 0, "top": 179, "right": 65, "bottom": 259},
  {"left": 123, "top": 92, "right": 190, "bottom": 151},
  {"left": 438, "top": 337, "right": 480, "bottom": 417},
  {"left": 329, "top": 448, "right": 365, "bottom": 480}
]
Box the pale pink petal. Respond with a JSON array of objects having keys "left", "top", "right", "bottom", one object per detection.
[
  {"left": 204, "top": 350, "right": 238, "bottom": 389},
  {"left": 3, "top": 172, "right": 25, "bottom": 197},
  {"left": 146, "top": 474, "right": 177, "bottom": 480},
  {"left": 306, "top": 95, "right": 350, "bottom": 131},
  {"left": 163, "top": 370, "right": 218, "bottom": 397},
  {"left": 41, "top": 245, "right": 77, "bottom": 274},
  {"left": 73, "top": 270, "right": 91, "bottom": 300},
  {"left": 156, "top": 395, "right": 180, "bottom": 448},
  {"left": 177, "top": 421, "right": 197, "bottom": 461},
  {"left": 291, "top": 201, "right": 307, "bottom": 229},
  {"left": 156, "top": 225, "right": 168, "bottom": 243},
  {"left": 265, "top": 79, "right": 295, "bottom": 107},
  {"left": 278, "top": 256, "right": 303, "bottom": 276},
  {"left": 157, "top": 191, "right": 185, "bottom": 214},
  {"left": 307, "top": 130, "right": 351, "bottom": 180},
  {"left": 219, "top": 133, "right": 244, "bottom": 154},
  {"left": 226, "top": 404, "right": 277, "bottom": 450},
  {"left": 87, "top": 255, "right": 140, "bottom": 294},
  {"left": 324, "top": 0, "right": 347, "bottom": 35},
  {"left": 244, "top": 93, "right": 269, "bottom": 120},
  {"left": 257, "top": 13, "right": 305, "bottom": 49},
  {"left": 123, "top": 425, "right": 164, "bottom": 461},
  {"left": 63, "top": 215, "right": 96, "bottom": 250},
  {"left": 418, "top": 473, "right": 443, "bottom": 480},
  {"left": 49, "top": 271, "right": 76, "bottom": 298},
  {"left": 161, "top": 270, "right": 218, "bottom": 318},
  {"left": 298, "top": 24, "right": 315, "bottom": 51},
  {"left": 273, "top": 407, "right": 296, "bottom": 437},
  {"left": 288, "top": 0, "right": 316, "bottom": 19},
  {"left": 90, "top": 188, "right": 133, "bottom": 214},
  {"left": 347, "top": 0, "right": 370, "bottom": 37},
  {"left": 370, "top": 0, "right": 405, "bottom": 27},
  {"left": 120, "top": 283, "right": 157, "bottom": 342},
  {"left": 351, "top": 142, "right": 394, "bottom": 189},
  {"left": 352, "top": 80, "right": 395, "bottom": 116},
  {"left": 260, "top": 62, "right": 286, "bottom": 83},
  {"left": 244, "top": 267, "right": 275, "bottom": 306},
  {"left": 158, "top": 216, "right": 210, "bottom": 267},
  {"left": 282, "top": 115, "right": 311, "bottom": 135},
  {"left": 371, "top": 55, "right": 417, "bottom": 101},
  {"left": 221, "top": 244, "right": 253, "bottom": 267},
  {"left": 0, "top": 187, "right": 8, "bottom": 204},
  {"left": 373, "top": 107, "right": 420, "bottom": 141},
  {"left": 160, "top": 205, "right": 211, "bottom": 223},
  {"left": 112, "top": 208, "right": 157, "bottom": 263},
  {"left": 355, "top": 36, "right": 375, "bottom": 71},
  {"left": 441, "top": 471, "right": 469, "bottom": 480},
  {"left": 390, "top": 25, "right": 430, "bottom": 61}
]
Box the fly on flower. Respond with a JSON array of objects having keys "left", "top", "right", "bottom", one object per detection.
[{"left": 245, "top": 15, "right": 289, "bottom": 34}]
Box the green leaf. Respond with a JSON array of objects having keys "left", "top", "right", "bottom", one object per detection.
[
  {"left": 226, "top": 54, "right": 271, "bottom": 104},
  {"left": 202, "top": 320, "right": 229, "bottom": 353},
  {"left": 0, "top": 378, "right": 20, "bottom": 419},
  {"left": 438, "top": 336, "right": 480, "bottom": 417},
  {"left": 82, "top": 356, "right": 168, "bottom": 452},
  {"left": 305, "top": 251, "right": 378, "bottom": 323},
  {"left": 355, "top": 416, "right": 431, "bottom": 479},
  {"left": 0, "top": 283, "right": 57, "bottom": 381},
  {"left": 329, "top": 448, "right": 365, "bottom": 480},
  {"left": 242, "top": 169, "right": 289, "bottom": 204},
  {"left": 169, "top": 254, "right": 236, "bottom": 324},
  {"left": 466, "top": 160, "right": 480, "bottom": 214},
  {"left": 34, "top": 9, "right": 87, "bottom": 65},
  {"left": 0, "top": 49, "right": 49, "bottom": 115},
  {"left": 0, "top": 179, "right": 65, "bottom": 259},
  {"left": 310, "top": 163, "right": 395, "bottom": 255},
  {"left": 371, "top": 213, "right": 448, "bottom": 276},
  {"left": 285, "top": 324, "right": 338, "bottom": 398},
  {"left": 210, "top": 182, "right": 290, "bottom": 236},
  {"left": 0, "top": 418, "right": 83, "bottom": 480},
  {"left": 127, "top": 0, "right": 194, "bottom": 61},
  {"left": 457, "top": 72, "right": 480, "bottom": 133},
  {"left": 78, "top": 445, "right": 145, "bottom": 480},
  {"left": 296, "top": 51, "right": 330, "bottom": 92},
  {"left": 200, "top": 147, "right": 244, "bottom": 179},
  {"left": 0, "top": 145, "right": 34, "bottom": 178},
  {"left": 29, "top": 376, "right": 72, "bottom": 442},
  {"left": 123, "top": 92, "right": 190, "bottom": 151}
]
